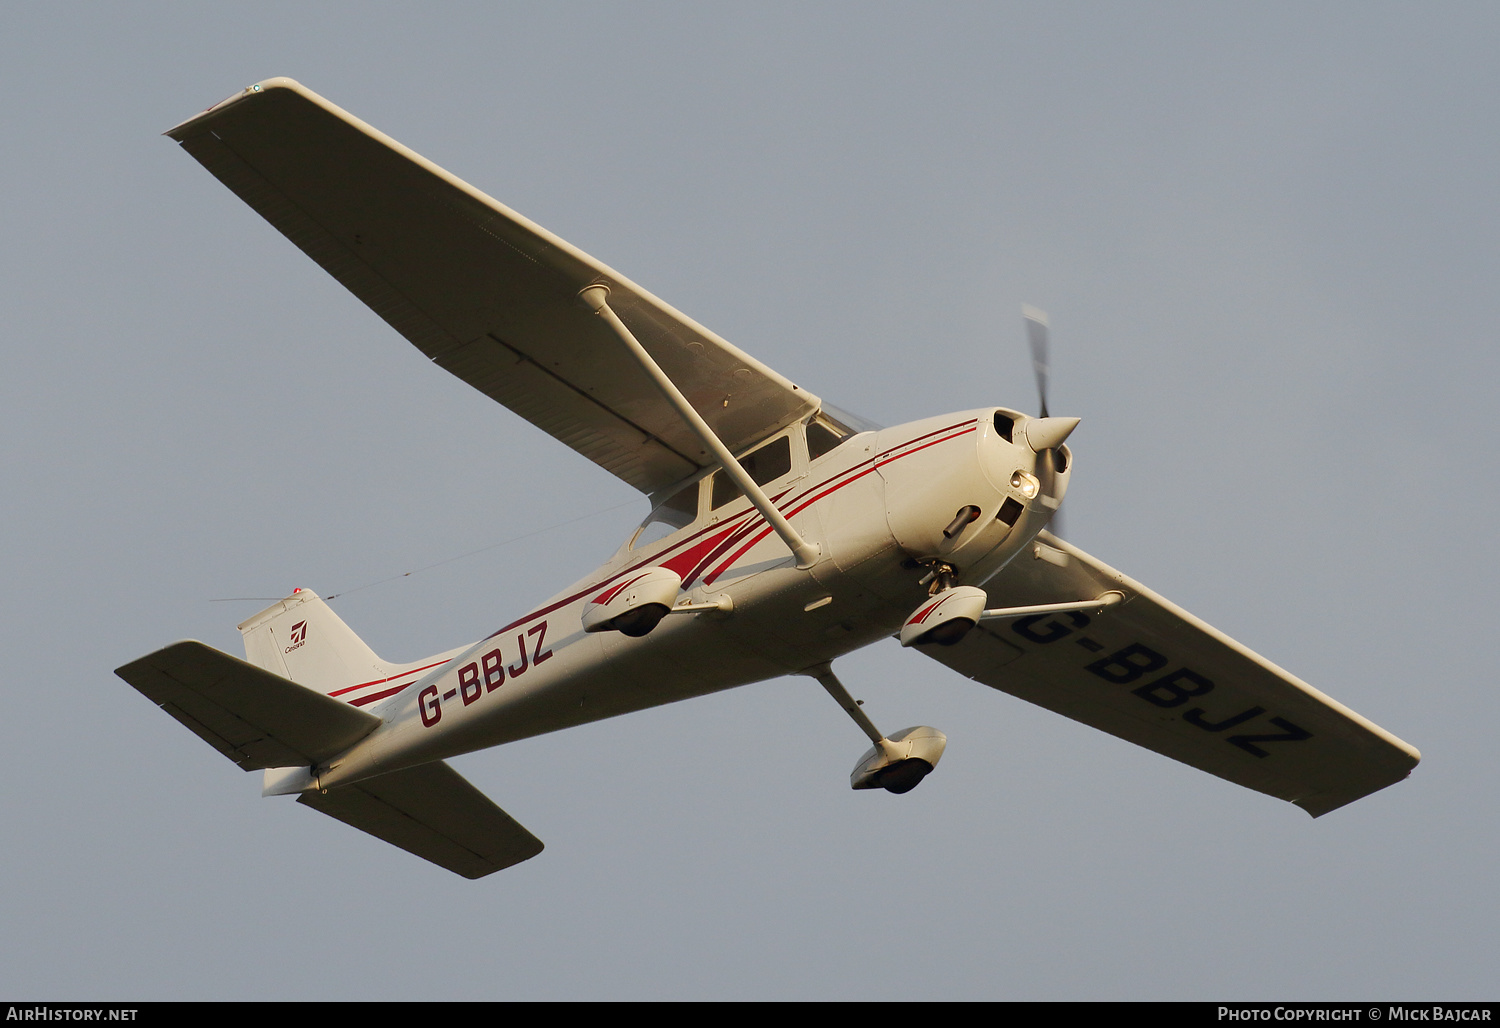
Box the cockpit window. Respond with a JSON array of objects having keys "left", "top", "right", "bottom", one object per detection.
[
  {"left": 711, "top": 471, "right": 739, "bottom": 510},
  {"left": 807, "top": 413, "right": 855, "bottom": 461},
  {"left": 630, "top": 480, "right": 701, "bottom": 550},
  {"left": 820, "top": 403, "right": 882, "bottom": 434},
  {"left": 710, "top": 434, "right": 792, "bottom": 509},
  {"left": 655, "top": 481, "right": 700, "bottom": 527}
]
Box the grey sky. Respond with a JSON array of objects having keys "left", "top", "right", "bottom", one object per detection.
[{"left": 3, "top": 2, "right": 1495, "bottom": 999}]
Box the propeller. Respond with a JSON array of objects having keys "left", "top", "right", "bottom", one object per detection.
[
  {"left": 1022, "top": 304, "right": 1066, "bottom": 538},
  {"left": 1023, "top": 304, "right": 1050, "bottom": 419}
]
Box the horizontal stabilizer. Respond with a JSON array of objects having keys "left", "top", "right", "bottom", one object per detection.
[
  {"left": 298, "top": 761, "right": 543, "bottom": 878},
  {"left": 116, "top": 641, "right": 380, "bottom": 771}
]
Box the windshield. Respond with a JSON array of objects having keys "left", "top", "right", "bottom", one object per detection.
[{"left": 630, "top": 479, "right": 701, "bottom": 550}]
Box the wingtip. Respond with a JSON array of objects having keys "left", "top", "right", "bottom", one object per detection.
[
  {"left": 114, "top": 638, "right": 207, "bottom": 677},
  {"left": 163, "top": 77, "right": 308, "bottom": 139}
]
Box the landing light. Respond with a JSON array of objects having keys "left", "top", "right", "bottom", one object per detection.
[{"left": 1010, "top": 470, "right": 1040, "bottom": 499}]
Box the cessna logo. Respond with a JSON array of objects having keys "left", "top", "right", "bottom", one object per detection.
[{"left": 284, "top": 621, "right": 308, "bottom": 654}]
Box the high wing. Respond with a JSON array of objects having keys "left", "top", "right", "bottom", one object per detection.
[
  {"left": 922, "top": 533, "right": 1420, "bottom": 816},
  {"left": 165, "top": 78, "right": 820, "bottom": 496}
]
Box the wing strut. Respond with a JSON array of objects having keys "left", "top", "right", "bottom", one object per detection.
[{"left": 580, "top": 285, "right": 821, "bottom": 568}]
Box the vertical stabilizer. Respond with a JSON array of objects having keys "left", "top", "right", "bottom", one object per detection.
[{"left": 238, "top": 589, "right": 386, "bottom": 696}]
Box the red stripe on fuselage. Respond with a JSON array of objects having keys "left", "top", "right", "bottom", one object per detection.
[
  {"left": 350, "top": 682, "right": 412, "bottom": 707},
  {"left": 482, "top": 486, "right": 796, "bottom": 636},
  {"left": 366, "top": 418, "right": 982, "bottom": 710},
  {"left": 701, "top": 422, "right": 978, "bottom": 585},
  {"left": 491, "top": 417, "right": 979, "bottom": 630},
  {"left": 662, "top": 526, "right": 741, "bottom": 582},
  {"left": 690, "top": 420, "right": 981, "bottom": 587},
  {"left": 328, "top": 657, "right": 454, "bottom": 698}
]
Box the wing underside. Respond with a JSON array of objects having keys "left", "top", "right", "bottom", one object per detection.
[
  {"left": 920, "top": 533, "right": 1419, "bottom": 816},
  {"left": 166, "top": 78, "right": 820, "bottom": 495}
]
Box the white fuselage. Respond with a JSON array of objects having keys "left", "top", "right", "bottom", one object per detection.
[{"left": 311, "top": 406, "right": 1069, "bottom": 791}]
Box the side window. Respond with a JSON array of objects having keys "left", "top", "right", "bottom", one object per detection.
[
  {"left": 710, "top": 435, "right": 792, "bottom": 509},
  {"left": 630, "top": 480, "right": 701, "bottom": 550}
]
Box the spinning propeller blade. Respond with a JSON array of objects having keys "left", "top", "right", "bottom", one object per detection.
[
  {"left": 1022, "top": 304, "right": 1064, "bottom": 537},
  {"left": 1023, "top": 304, "right": 1050, "bottom": 420}
]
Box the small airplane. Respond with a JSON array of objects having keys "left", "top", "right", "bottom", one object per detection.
[{"left": 117, "top": 79, "right": 1420, "bottom": 879}]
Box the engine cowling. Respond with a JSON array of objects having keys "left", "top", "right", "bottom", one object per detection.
[{"left": 877, "top": 408, "right": 1075, "bottom": 587}]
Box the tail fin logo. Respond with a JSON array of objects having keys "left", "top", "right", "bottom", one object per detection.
[{"left": 284, "top": 620, "right": 309, "bottom": 653}]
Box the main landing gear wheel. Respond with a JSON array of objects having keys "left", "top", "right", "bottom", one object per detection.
[{"left": 804, "top": 662, "right": 948, "bottom": 795}]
